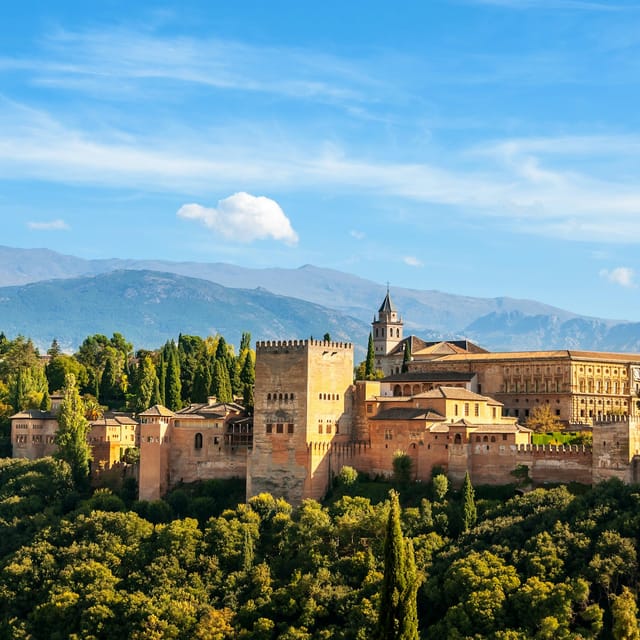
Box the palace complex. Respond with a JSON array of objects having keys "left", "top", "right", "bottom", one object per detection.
[{"left": 10, "top": 291, "right": 640, "bottom": 504}]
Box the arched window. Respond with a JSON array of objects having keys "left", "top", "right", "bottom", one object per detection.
[
  {"left": 194, "top": 433, "right": 203, "bottom": 449},
  {"left": 454, "top": 433, "right": 462, "bottom": 444}
]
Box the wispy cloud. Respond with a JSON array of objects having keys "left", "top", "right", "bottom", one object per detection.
[
  {"left": 403, "top": 256, "right": 423, "bottom": 267},
  {"left": 600, "top": 267, "right": 637, "bottom": 288},
  {"left": 0, "top": 27, "right": 382, "bottom": 108},
  {"left": 350, "top": 230, "right": 366, "bottom": 240},
  {"left": 468, "top": 0, "right": 630, "bottom": 10},
  {"left": 177, "top": 193, "right": 298, "bottom": 245},
  {"left": 4, "top": 101, "right": 640, "bottom": 244},
  {"left": 27, "top": 218, "right": 69, "bottom": 230}
]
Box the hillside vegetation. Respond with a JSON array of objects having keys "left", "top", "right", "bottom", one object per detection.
[{"left": 0, "top": 457, "right": 639, "bottom": 638}]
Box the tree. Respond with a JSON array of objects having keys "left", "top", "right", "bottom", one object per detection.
[
  {"left": 165, "top": 343, "right": 182, "bottom": 411},
  {"left": 402, "top": 341, "right": 411, "bottom": 373},
  {"left": 239, "top": 352, "right": 255, "bottom": 410},
  {"left": 323, "top": 332, "right": 331, "bottom": 342},
  {"left": 525, "top": 405, "right": 563, "bottom": 433},
  {"left": 365, "top": 333, "right": 376, "bottom": 380},
  {"left": 433, "top": 473, "right": 449, "bottom": 502},
  {"left": 461, "top": 471, "right": 477, "bottom": 532},
  {"left": 393, "top": 451, "right": 413, "bottom": 487},
  {"left": 612, "top": 587, "right": 640, "bottom": 640},
  {"left": 212, "top": 358, "right": 233, "bottom": 404},
  {"left": 54, "top": 373, "right": 91, "bottom": 490},
  {"left": 133, "top": 356, "right": 158, "bottom": 413},
  {"left": 40, "top": 390, "right": 51, "bottom": 412},
  {"left": 99, "top": 352, "right": 124, "bottom": 410},
  {"left": 376, "top": 490, "right": 420, "bottom": 640}
]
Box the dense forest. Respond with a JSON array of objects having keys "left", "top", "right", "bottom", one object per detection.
[
  {"left": 2, "top": 332, "right": 640, "bottom": 637},
  {"left": 0, "top": 455, "right": 638, "bottom": 638},
  {"left": 0, "top": 331, "right": 256, "bottom": 456}
]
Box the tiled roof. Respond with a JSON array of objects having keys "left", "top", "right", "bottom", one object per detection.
[
  {"left": 9, "top": 409, "right": 56, "bottom": 420},
  {"left": 419, "top": 350, "right": 640, "bottom": 363},
  {"left": 381, "top": 370, "right": 475, "bottom": 383},
  {"left": 138, "top": 404, "right": 176, "bottom": 417},
  {"left": 372, "top": 407, "right": 445, "bottom": 421},
  {"left": 413, "top": 386, "right": 502, "bottom": 404}
]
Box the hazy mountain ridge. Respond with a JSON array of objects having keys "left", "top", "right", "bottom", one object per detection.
[
  {"left": 0, "top": 246, "right": 639, "bottom": 353},
  {"left": 0, "top": 270, "right": 370, "bottom": 352}
]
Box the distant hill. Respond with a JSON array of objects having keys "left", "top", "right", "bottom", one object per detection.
[
  {"left": 1, "top": 246, "right": 640, "bottom": 353},
  {"left": 0, "top": 270, "right": 370, "bottom": 353}
]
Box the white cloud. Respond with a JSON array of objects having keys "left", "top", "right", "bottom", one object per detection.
[
  {"left": 403, "top": 256, "right": 424, "bottom": 267},
  {"left": 27, "top": 218, "right": 69, "bottom": 230},
  {"left": 350, "top": 230, "right": 366, "bottom": 240},
  {"left": 177, "top": 192, "right": 298, "bottom": 245},
  {"left": 600, "top": 267, "right": 636, "bottom": 288}
]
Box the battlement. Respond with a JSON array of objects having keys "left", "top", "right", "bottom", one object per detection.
[
  {"left": 515, "top": 443, "right": 591, "bottom": 456},
  {"left": 256, "top": 339, "right": 353, "bottom": 352},
  {"left": 593, "top": 413, "right": 632, "bottom": 425}
]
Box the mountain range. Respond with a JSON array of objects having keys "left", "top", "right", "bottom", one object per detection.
[{"left": 1, "top": 245, "right": 639, "bottom": 355}]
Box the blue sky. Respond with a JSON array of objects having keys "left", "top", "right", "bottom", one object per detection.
[{"left": 2, "top": 0, "right": 640, "bottom": 321}]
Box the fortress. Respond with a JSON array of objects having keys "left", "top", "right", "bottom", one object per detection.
[{"left": 13, "top": 291, "right": 640, "bottom": 504}]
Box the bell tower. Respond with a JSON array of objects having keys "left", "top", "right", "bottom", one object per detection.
[{"left": 372, "top": 287, "right": 403, "bottom": 371}]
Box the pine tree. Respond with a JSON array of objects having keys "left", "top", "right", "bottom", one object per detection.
[
  {"left": 376, "top": 490, "right": 420, "bottom": 640},
  {"left": 461, "top": 470, "right": 477, "bottom": 532},
  {"left": 365, "top": 333, "right": 376, "bottom": 380},
  {"left": 54, "top": 373, "right": 91, "bottom": 490}
]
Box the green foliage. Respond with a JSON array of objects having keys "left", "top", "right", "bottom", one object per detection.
[
  {"left": 461, "top": 471, "right": 477, "bottom": 533},
  {"left": 612, "top": 586, "right": 640, "bottom": 640},
  {"left": 392, "top": 451, "right": 413, "bottom": 487},
  {"left": 376, "top": 490, "right": 420, "bottom": 640},
  {"left": 432, "top": 473, "right": 449, "bottom": 502},
  {"left": 54, "top": 373, "right": 92, "bottom": 491},
  {"left": 365, "top": 333, "right": 375, "bottom": 380},
  {"left": 337, "top": 465, "right": 358, "bottom": 487}
]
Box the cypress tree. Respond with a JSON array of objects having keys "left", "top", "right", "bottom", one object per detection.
[
  {"left": 99, "top": 355, "right": 122, "bottom": 410},
  {"left": 213, "top": 358, "right": 233, "bottom": 403},
  {"left": 461, "top": 470, "right": 477, "bottom": 532},
  {"left": 157, "top": 350, "right": 166, "bottom": 405},
  {"left": 151, "top": 375, "right": 162, "bottom": 407},
  {"left": 192, "top": 360, "right": 212, "bottom": 403},
  {"left": 377, "top": 490, "right": 420, "bottom": 640},
  {"left": 165, "top": 345, "right": 182, "bottom": 411},
  {"left": 365, "top": 333, "right": 376, "bottom": 380},
  {"left": 402, "top": 340, "right": 411, "bottom": 373},
  {"left": 40, "top": 389, "right": 52, "bottom": 412},
  {"left": 133, "top": 356, "right": 157, "bottom": 413}
]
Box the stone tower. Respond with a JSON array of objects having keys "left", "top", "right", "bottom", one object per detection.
[
  {"left": 248, "top": 339, "right": 354, "bottom": 505},
  {"left": 372, "top": 288, "right": 403, "bottom": 373}
]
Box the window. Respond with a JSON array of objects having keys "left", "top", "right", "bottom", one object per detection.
[
  {"left": 195, "top": 433, "right": 203, "bottom": 449},
  {"left": 474, "top": 403, "right": 479, "bottom": 417},
  {"left": 318, "top": 423, "right": 323, "bottom": 434},
  {"left": 276, "top": 423, "right": 284, "bottom": 434},
  {"left": 384, "top": 429, "right": 393, "bottom": 441},
  {"left": 287, "top": 423, "right": 294, "bottom": 434},
  {"left": 464, "top": 403, "right": 469, "bottom": 416},
  {"left": 266, "top": 424, "right": 273, "bottom": 434}
]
